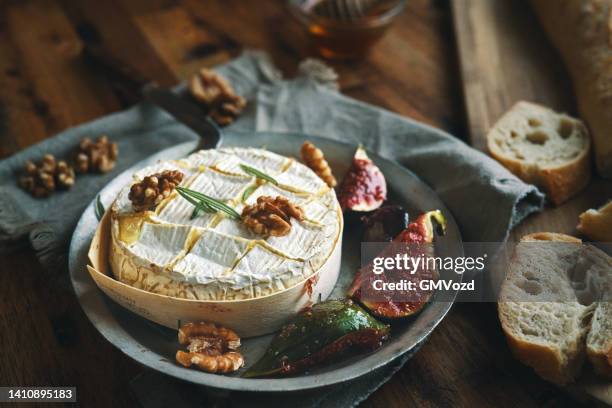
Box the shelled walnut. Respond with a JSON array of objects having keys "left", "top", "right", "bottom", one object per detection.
[
  {"left": 75, "top": 135, "right": 118, "bottom": 173},
  {"left": 128, "top": 170, "right": 184, "bottom": 211},
  {"left": 242, "top": 196, "right": 304, "bottom": 237},
  {"left": 19, "top": 154, "right": 75, "bottom": 197},
  {"left": 175, "top": 322, "right": 244, "bottom": 374},
  {"left": 189, "top": 68, "right": 246, "bottom": 126},
  {"left": 300, "top": 141, "right": 337, "bottom": 187}
]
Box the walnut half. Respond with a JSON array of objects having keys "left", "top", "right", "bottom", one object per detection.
[
  {"left": 175, "top": 322, "right": 244, "bottom": 374},
  {"left": 128, "top": 170, "right": 184, "bottom": 211},
  {"left": 241, "top": 196, "right": 304, "bottom": 237},
  {"left": 300, "top": 141, "right": 337, "bottom": 187}
]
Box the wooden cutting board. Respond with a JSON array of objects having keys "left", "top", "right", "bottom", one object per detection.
[{"left": 451, "top": 0, "right": 612, "bottom": 406}]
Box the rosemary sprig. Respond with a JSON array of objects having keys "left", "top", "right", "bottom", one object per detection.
[
  {"left": 191, "top": 203, "right": 212, "bottom": 220},
  {"left": 242, "top": 184, "right": 258, "bottom": 201},
  {"left": 95, "top": 195, "right": 105, "bottom": 221},
  {"left": 239, "top": 164, "right": 278, "bottom": 185},
  {"left": 176, "top": 186, "right": 240, "bottom": 220},
  {"left": 177, "top": 190, "right": 216, "bottom": 219}
]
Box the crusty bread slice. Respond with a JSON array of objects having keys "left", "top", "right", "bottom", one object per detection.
[
  {"left": 498, "top": 232, "right": 612, "bottom": 384},
  {"left": 587, "top": 301, "right": 612, "bottom": 378},
  {"left": 577, "top": 201, "right": 612, "bottom": 242},
  {"left": 487, "top": 101, "right": 591, "bottom": 205},
  {"left": 498, "top": 233, "right": 591, "bottom": 385}
]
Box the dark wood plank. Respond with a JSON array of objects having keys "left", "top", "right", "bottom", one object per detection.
[
  {"left": 127, "top": 4, "right": 234, "bottom": 80},
  {"left": 0, "top": 26, "right": 47, "bottom": 157},
  {"left": 4, "top": 0, "right": 119, "bottom": 139},
  {"left": 59, "top": 0, "right": 178, "bottom": 88}
]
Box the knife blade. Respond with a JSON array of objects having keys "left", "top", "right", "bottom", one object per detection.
[
  {"left": 142, "top": 85, "right": 220, "bottom": 149},
  {"left": 81, "top": 44, "right": 221, "bottom": 150}
]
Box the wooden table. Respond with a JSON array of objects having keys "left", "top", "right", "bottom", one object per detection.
[{"left": 0, "top": 1, "right": 606, "bottom": 407}]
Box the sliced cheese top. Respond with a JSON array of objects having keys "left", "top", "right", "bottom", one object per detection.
[{"left": 109, "top": 147, "right": 342, "bottom": 300}]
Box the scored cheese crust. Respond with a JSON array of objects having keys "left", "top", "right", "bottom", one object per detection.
[{"left": 109, "top": 147, "right": 343, "bottom": 301}]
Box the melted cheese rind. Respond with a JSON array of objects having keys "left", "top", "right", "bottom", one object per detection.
[
  {"left": 266, "top": 219, "right": 332, "bottom": 260},
  {"left": 244, "top": 183, "right": 313, "bottom": 206},
  {"left": 128, "top": 222, "right": 192, "bottom": 267},
  {"left": 211, "top": 147, "right": 290, "bottom": 176},
  {"left": 275, "top": 160, "right": 328, "bottom": 194},
  {"left": 230, "top": 244, "right": 307, "bottom": 293},
  {"left": 212, "top": 217, "right": 257, "bottom": 240},
  {"left": 110, "top": 147, "right": 342, "bottom": 300},
  {"left": 173, "top": 229, "right": 250, "bottom": 285}
]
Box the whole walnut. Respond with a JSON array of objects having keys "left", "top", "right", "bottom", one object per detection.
[
  {"left": 242, "top": 196, "right": 304, "bottom": 237},
  {"left": 175, "top": 322, "right": 244, "bottom": 374}
]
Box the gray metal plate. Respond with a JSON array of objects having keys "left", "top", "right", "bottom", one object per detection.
[{"left": 69, "top": 131, "right": 463, "bottom": 392}]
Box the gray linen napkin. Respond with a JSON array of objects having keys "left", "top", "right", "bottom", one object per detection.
[{"left": 0, "top": 51, "right": 544, "bottom": 407}]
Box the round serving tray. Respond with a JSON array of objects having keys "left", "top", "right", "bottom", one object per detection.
[{"left": 69, "top": 131, "right": 463, "bottom": 392}]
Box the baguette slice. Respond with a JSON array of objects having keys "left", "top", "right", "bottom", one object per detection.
[
  {"left": 587, "top": 301, "right": 612, "bottom": 378},
  {"left": 577, "top": 201, "right": 612, "bottom": 242},
  {"left": 498, "top": 233, "right": 591, "bottom": 385},
  {"left": 487, "top": 101, "right": 591, "bottom": 205},
  {"left": 499, "top": 232, "right": 612, "bottom": 384}
]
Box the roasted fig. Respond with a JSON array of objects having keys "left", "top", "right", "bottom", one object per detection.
[
  {"left": 362, "top": 205, "right": 410, "bottom": 242},
  {"left": 348, "top": 210, "right": 447, "bottom": 320},
  {"left": 337, "top": 146, "right": 387, "bottom": 213},
  {"left": 395, "top": 210, "right": 446, "bottom": 244},
  {"left": 242, "top": 299, "right": 390, "bottom": 378}
]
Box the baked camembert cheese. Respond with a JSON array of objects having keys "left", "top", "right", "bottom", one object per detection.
[{"left": 109, "top": 147, "right": 343, "bottom": 301}]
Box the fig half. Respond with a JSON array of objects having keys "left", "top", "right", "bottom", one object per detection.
[
  {"left": 337, "top": 146, "right": 387, "bottom": 213},
  {"left": 348, "top": 210, "right": 447, "bottom": 320},
  {"left": 242, "top": 299, "right": 389, "bottom": 378}
]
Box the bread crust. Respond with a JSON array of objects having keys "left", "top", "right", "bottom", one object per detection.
[
  {"left": 529, "top": 0, "right": 612, "bottom": 178},
  {"left": 499, "top": 233, "right": 588, "bottom": 385},
  {"left": 587, "top": 300, "right": 612, "bottom": 378},
  {"left": 520, "top": 232, "right": 582, "bottom": 243},
  {"left": 499, "top": 231, "right": 612, "bottom": 384},
  {"left": 577, "top": 201, "right": 612, "bottom": 241},
  {"left": 487, "top": 101, "right": 591, "bottom": 205},
  {"left": 498, "top": 302, "right": 584, "bottom": 385},
  {"left": 588, "top": 348, "right": 612, "bottom": 378}
]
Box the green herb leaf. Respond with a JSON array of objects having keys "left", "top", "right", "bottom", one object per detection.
[
  {"left": 176, "top": 186, "right": 240, "bottom": 220},
  {"left": 190, "top": 202, "right": 215, "bottom": 219},
  {"left": 242, "top": 184, "right": 258, "bottom": 201},
  {"left": 177, "top": 189, "right": 215, "bottom": 218},
  {"left": 190, "top": 206, "right": 201, "bottom": 220},
  {"left": 239, "top": 164, "right": 278, "bottom": 185},
  {"left": 179, "top": 191, "right": 215, "bottom": 216},
  {"left": 95, "top": 195, "right": 105, "bottom": 221},
  {"left": 177, "top": 187, "right": 240, "bottom": 217}
]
